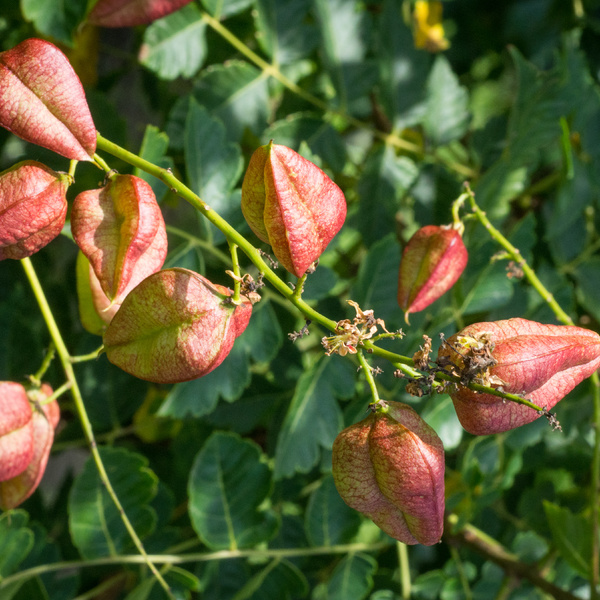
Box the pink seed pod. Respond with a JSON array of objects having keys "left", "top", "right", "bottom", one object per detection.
[
  {"left": 397, "top": 225, "right": 468, "bottom": 322},
  {"left": 332, "top": 401, "right": 445, "bottom": 545},
  {"left": 0, "top": 161, "right": 70, "bottom": 260},
  {"left": 437, "top": 318, "right": 600, "bottom": 435},
  {"left": 103, "top": 268, "right": 253, "bottom": 383},
  {"left": 0, "top": 38, "right": 96, "bottom": 161},
  {"left": 241, "top": 142, "right": 347, "bottom": 277},
  {"left": 88, "top": 0, "right": 192, "bottom": 27},
  {"left": 0, "top": 382, "right": 34, "bottom": 482},
  {"left": 0, "top": 384, "right": 60, "bottom": 510}
]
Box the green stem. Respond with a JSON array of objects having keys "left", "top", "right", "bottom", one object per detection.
[
  {"left": 357, "top": 351, "right": 381, "bottom": 404},
  {"left": 397, "top": 542, "right": 411, "bottom": 599},
  {"left": 0, "top": 542, "right": 390, "bottom": 590},
  {"left": 19, "top": 257, "right": 174, "bottom": 600}
]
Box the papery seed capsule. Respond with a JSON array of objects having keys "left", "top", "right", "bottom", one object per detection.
[
  {"left": 332, "top": 401, "right": 445, "bottom": 545},
  {"left": 437, "top": 318, "right": 600, "bottom": 434}
]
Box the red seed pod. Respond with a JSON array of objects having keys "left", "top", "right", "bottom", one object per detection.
[
  {"left": 0, "top": 39, "right": 96, "bottom": 161},
  {"left": 332, "top": 402, "right": 445, "bottom": 545},
  {"left": 0, "top": 161, "right": 70, "bottom": 260},
  {"left": 241, "top": 142, "right": 347, "bottom": 277},
  {"left": 88, "top": 0, "right": 192, "bottom": 27},
  {"left": 0, "top": 384, "right": 60, "bottom": 510},
  {"left": 103, "top": 268, "right": 253, "bottom": 383},
  {"left": 437, "top": 318, "right": 600, "bottom": 435},
  {"left": 397, "top": 225, "right": 468, "bottom": 321},
  {"left": 0, "top": 382, "right": 34, "bottom": 482},
  {"left": 71, "top": 174, "right": 168, "bottom": 305}
]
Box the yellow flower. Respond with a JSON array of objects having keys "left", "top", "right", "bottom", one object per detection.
[{"left": 413, "top": 1, "right": 450, "bottom": 53}]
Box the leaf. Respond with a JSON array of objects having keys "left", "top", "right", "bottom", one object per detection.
[
  {"left": 311, "top": 0, "right": 376, "bottom": 110},
  {"left": 420, "top": 395, "right": 463, "bottom": 451},
  {"left": 103, "top": 269, "right": 252, "bottom": 384},
  {"left": 323, "top": 553, "right": 377, "bottom": 600},
  {"left": 20, "top": 0, "right": 87, "bottom": 46},
  {"left": 573, "top": 257, "right": 600, "bottom": 323},
  {"left": 188, "top": 432, "right": 279, "bottom": 549},
  {"left": 0, "top": 38, "right": 96, "bottom": 160},
  {"left": 68, "top": 447, "right": 158, "bottom": 558},
  {"left": 0, "top": 510, "right": 34, "bottom": 578},
  {"left": 274, "top": 356, "right": 355, "bottom": 479},
  {"left": 71, "top": 174, "right": 167, "bottom": 304},
  {"left": 424, "top": 55, "right": 470, "bottom": 146},
  {"left": 191, "top": 61, "right": 270, "bottom": 141},
  {"left": 304, "top": 474, "right": 361, "bottom": 546},
  {"left": 139, "top": 4, "right": 207, "bottom": 80},
  {"left": 200, "top": 0, "right": 253, "bottom": 19},
  {"left": 134, "top": 125, "right": 174, "bottom": 201},
  {"left": 253, "top": 0, "right": 318, "bottom": 65},
  {"left": 88, "top": 0, "right": 192, "bottom": 27},
  {"left": 543, "top": 501, "right": 592, "bottom": 578},
  {"left": 356, "top": 145, "right": 419, "bottom": 246},
  {"left": 184, "top": 98, "right": 243, "bottom": 208},
  {"left": 231, "top": 559, "right": 308, "bottom": 600}
]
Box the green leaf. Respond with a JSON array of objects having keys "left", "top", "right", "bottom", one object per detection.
[
  {"left": 311, "top": 0, "right": 376, "bottom": 110},
  {"left": 158, "top": 340, "right": 250, "bottom": 418},
  {"left": 236, "top": 300, "right": 284, "bottom": 364},
  {"left": 424, "top": 55, "right": 470, "bottom": 146},
  {"left": 356, "top": 145, "right": 419, "bottom": 246},
  {"left": 188, "top": 432, "right": 279, "bottom": 549},
  {"left": 253, "top": 0, "right": 318, "bottom": 64},
  {"left": 134, "top": 125, "right": 174, "bottom": 201},
  {"left": 274, "top": 356, "right": 355, "bottom": 479},
  {"left": 139, "top": 4, "right": 206, "bottom": 80},
  {"left": 0, "top": 511, "right": 34, "bottom": 578},
  {"left": 184, "top": 98, "right": 243, "bottom": 208},
  {"left": 543, "top": 501, "right": 592, "bottom": 578},
  {"left": 420, "top": 395, "right": 463, "bottom": 451},
  {"left": 573, "top": 257, "right": 600, "bottom": 324},
  {"left": 322, "top": 553, "right": 377, "bottom": 600},
  {"left": 20, "top": 0, "right": 86, "bottom": 46},
  {"left": 375, "top": 0, "right": 429, "bottom": 128},
  {"left": 201, "top": 0, "right": 253, "bottom": 19},
  {"left": 69, "top": 447, "right": 158, "bottom": 558},
  {"left": 304, "top": 474, "right": 361, "bottom": 546},
  {"left": 192, "top": 61, "right": 269, "bottom": 140},
  {"left": 231, "top": 559, "right": 308, "bottom": 600}
]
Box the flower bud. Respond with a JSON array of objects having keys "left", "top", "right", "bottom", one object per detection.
[
  {"left": 397, "top": 225, "right": 467, "bottom": 321},
  {"left": 437, "top": 318, "right": 600, "bottom": 434},
  {"left": 0, "top": 382, "right": 34, "bottom": 482},
  {"left": 0, "top": 161, "right": 69, "bottom": 260},
  {"left": 332, "top": 401, "right": 445, "bottom": 545},
  {"left": 103, "top": 268, "right": 253, "bottom": 383},
  {"left": 0, "top": 384, "right": 60, "bottom": 510},
  {"left": 241, "top": 142, "right": 347, "bottom": 277}
]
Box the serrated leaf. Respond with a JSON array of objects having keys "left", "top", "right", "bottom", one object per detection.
[
  {"left": 201, "top": 0, "right": 253, "bottom": 19},
  {"left": 305, "top": 474, "right": 361, "bottom": 546},
  {"left": 0, "top": 511, "right": 34, "bottom": 578},
  {"left": 134, "top": 125, "right": 174, "bottom": 201},
  {"left": 253, "top": 0, "right": 318, "bottom": 65},
  {"left": 188, "top": 432, "right": 279, "bottom": 549},
  {"left": 543, "top": 501, "right": 592, "bottom": 578},
  {"left": 424, "top": 55, "right": 470, "bottom": 146},
  {"left": 356, "top": 145, "right": 419, "bottom": 246},
  {"left": 236, "top": 300, "right": 283, "bottom": 363},
  {"left": 232, "top": 559, "right": 308, "bottom": 600},
  {"left": 192, "top": 61, "right": 270, "bottom": 140},
  {"left": 68, "top": 447, "right": 158, "bottom": 558},
  {"left": 573, "top": 257, "right": 600, "bottom": 324},
  {"left": 324, "top": 553, "right": 377, "bottom": 600},
  {"left": 139, "top": 4, "right": 206, "bottom": 80},
  {"left": 0, "top": 38, "right": 96, "bottom": 161},
  {"left": 21, "top": 0, "right": 87, "bottom": 46},
  {"left": 274, "top": 356, "right": 355, "bottom": 479},
  {"left": 420, "top": 395, "right": 463, "bottom": 451},
  {"left": 184, "top": 98, "right": 243, "bottom": 208}
]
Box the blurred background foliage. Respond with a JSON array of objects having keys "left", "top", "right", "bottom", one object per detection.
[{"left": 1, "top": 0, "right": 600, "bottom": 598}]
